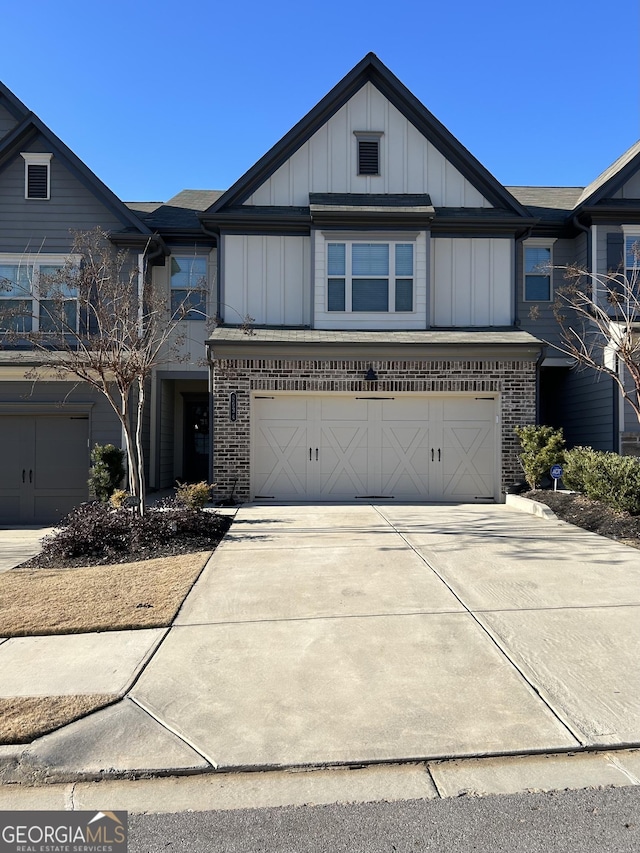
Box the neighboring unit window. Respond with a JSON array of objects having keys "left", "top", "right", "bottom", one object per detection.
[
  {"left": 170, "top": 255, "right": 207, "bottom": 319},
  {"left": 524, "top": 244, "right": 552, "bottom": 301},
  {"left": 354, "top": 132, "right": 382, "bottom": 176},
  {"left": 0, "top": 257, "right": 77, "bottom": 333},
  {"left": 625, "top": 234, "right": 640, "bottom": 279},
  {"left": 21, "top": 153, "right": 52, "bottom": 200},
  {"left": 327, "top": 242, "right": 413, "bottom": 312}
]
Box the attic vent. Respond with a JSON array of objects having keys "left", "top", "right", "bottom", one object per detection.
[
  {"left": 27, "top": 165, "right": 48, "bottom": 199},
  {"left": 355, "top": 132, "right": 382, "bottom": 176},
  {"left": 21, "top": 153, "right": 52, "bottom": 200},
  {"left": 358, "top": 140, "right": 379, "bottom": 175}
]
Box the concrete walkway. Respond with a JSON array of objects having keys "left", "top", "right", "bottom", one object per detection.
[
  {"left": 2, "top": 503, "right": 640, "bottom": 801},
  {"left": 0, "top": 526, "right": 55, "bottom": 572}
]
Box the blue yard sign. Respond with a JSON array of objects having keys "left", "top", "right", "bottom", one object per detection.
[{"left": 550, "top": 464, "right": 563, "bottom": 491}]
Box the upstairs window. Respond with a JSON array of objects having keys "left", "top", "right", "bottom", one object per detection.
[
  {"left": 21, "top": 153, "right": 52, "bottom": 200},
  {"left": 0, "top": 256, "right": 77, "bottom": 333},
  {"left": 327, "top": 241, "right": 413, "bottom": 313},
  {"left": 170, "top": 255, "right": 207, "bottom": 320},
  {"left": 524, "top": 241, "right": 553, "bottom": 301},
  {"left": 354, "top": 132, "right": 382, "bottom": 176}
]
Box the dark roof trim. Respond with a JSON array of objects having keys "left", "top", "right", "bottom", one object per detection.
[
  {"left": 0, "top": 82, "right": 30, "bottom": 121},
  {"left": 207, "top": 53, "right": 530, "bottom": 217},
  {"left": 108, "top": 232, "right": 170, "bottom": 254},
  {"left": 574, "top": 140, "right": 640, "bottom": 210}
]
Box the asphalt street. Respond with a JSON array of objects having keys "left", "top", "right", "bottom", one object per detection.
[{"left": 129, "top": 786, "right": 640, "bottom": 853}]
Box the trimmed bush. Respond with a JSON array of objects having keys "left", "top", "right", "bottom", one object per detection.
[
  {"left": 514, "top": 425, "right": 565, "bottom": 490},
  {"left": 88, "top": 444, "right": 125, "bottom": 503},
  {"left": 564, "top": 447, "right": 640, "bottom": 515},
  {"left": 175, "top": 481, "right": 213, "bottom": 511}
]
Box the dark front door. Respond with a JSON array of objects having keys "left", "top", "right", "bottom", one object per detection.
[{"left": 183, "top": 397, "right": 210, "bottom": 483}]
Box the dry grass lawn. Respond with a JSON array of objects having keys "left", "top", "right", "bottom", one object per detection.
[
  {"left": 0, "top": 695, "right": 116, "bottom": 744},
  {"left": 0, "top": 551, "right": 212, "bottom": 637}
]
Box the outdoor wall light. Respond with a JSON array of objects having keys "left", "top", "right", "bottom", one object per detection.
[{"left": 365, "top": 366, "right": 378, "bottom": 381}]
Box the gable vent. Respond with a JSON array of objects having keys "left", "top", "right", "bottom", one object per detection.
[
  {"left": 27, "top": 164, "right": 49, "bottom": 199},
  {"left": 358, "top": 139, "right": 379, "bottom": 175}
]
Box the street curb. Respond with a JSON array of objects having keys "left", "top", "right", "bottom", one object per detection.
[{"left": 505, "top": 494, "right": 557, "bottom": 520}]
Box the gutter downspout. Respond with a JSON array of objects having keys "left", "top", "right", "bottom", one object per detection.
[{"left": 199, "top": 220, "right": 220, "bottom": 487}]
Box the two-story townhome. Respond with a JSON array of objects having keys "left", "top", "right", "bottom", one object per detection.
[
  {"left": 3, "top": 53, "right": 640, "bottom": 520},
  {"left": 202, "top": 54, "right": 545, "bottom": 504},
  {"left": 0, "top": 84, "right": 221, "bottom": 522}
]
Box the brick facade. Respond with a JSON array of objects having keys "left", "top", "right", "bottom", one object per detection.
[{"left": 211, "top": 357, "right": 537, "bottom": 503}]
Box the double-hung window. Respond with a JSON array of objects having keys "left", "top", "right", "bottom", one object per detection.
[
  {"left": 524, "top": 241, "right": 553, "bottom": 302},
  {"left": 0, "top": 256, "right": 77, "bottom": 333},
  {"left": 327, "top": 241, "right": 414, "bottom": 313},
  {"left": 170, "top": 255, "right": 207, "bottom": 320},
  {"left": 624, "top": 228, "right": 640, "bottom": 285}
]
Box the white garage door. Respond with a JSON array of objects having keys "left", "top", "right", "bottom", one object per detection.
[{"left": 252, "top": 394, "right": 497, "bottom": 501}]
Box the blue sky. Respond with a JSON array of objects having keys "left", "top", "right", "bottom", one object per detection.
[{"left": 2, "top": 0, "right": 639, "bottom": 201}]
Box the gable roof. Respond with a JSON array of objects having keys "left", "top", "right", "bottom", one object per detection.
[
  {"left": 574, "top": 140, "right": 640, "bottom": 209},
  {"left": 0, "top": 82, "right": 152, "bottom": 237},
  {"left": 205, "top": 53, "right": 530, "bottom": 219}
]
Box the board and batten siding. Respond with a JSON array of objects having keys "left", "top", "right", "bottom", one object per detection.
[
  {"left": 244, "top": 83, "right": 493, "bottom": 208},
  {"left": 0, "top": 137, "right": 125, "bottom": 253},
  {"left": 313, "top": 229, "right": 428, "bottom": 330},
  {"left": 222, "top": 235, "right": 311, "bottom": 326},
  {"left": 431, "top": 238, "right": 511, "bottom": 327}
]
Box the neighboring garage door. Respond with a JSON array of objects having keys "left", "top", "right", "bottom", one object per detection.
[
  {"left": 252, "top": 394, "right": 497, "bottom": 501},
  {"left": 0, "top": 415, "right": 90, "bottom": 523}
]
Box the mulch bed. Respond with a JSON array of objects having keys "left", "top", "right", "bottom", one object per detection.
[{"left": 526, "top": 490, "right": 640, "bottom": 549}]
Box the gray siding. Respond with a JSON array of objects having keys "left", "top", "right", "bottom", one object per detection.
[
  {"left": 575, "top": 231, "right": 588, "bottom": 268},
  {"left": 0, "top": 136, "right": 124, "bottom": 253},
  {"left": 159, "top": 379, "right": 175, "bottom": 488},
  {"left": 0, "top": 380, "right": 121, "bottom": 448},
  {"left": 540, "top": 366, "right": 615, "bottom": 451},
  {"left": 0, "top": 104, "right": 17, "bottom": 141},
  {"left": 517, "top": 238, "right": 575, "bottom": 349}
]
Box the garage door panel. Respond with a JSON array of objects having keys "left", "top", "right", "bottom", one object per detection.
[
  {"left": 252, "top": 395, "right": 497, "bottom": 502},
  {"left": 0, "top": 414, "right": 89, "bottom": 523}
]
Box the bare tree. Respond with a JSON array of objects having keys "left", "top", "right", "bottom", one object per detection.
[
  {"left": 0, "top": 228, "right": 207, "bottom": 514},
  {"left": 540, "top": 244, "right": 640, "bottom": 425}
]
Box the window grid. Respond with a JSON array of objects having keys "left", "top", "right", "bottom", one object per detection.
[
  {"left": 327, "top": 242, "right": 414, "bottom": 313},
  {"left": 524, "top": 245, "right": 552, "bottom": 302},
  {"left": 170, "top": 256, "right": 208, "bottom": 320}
]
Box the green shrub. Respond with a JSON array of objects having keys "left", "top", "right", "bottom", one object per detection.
[
  {"left": 88, "top": 444, "right": 126, "bottom": 503},
  {"left": 562, "top": 446, "right": 594, "bottom": 493},
  {"left": 175, "top": 481, "right": 213, "bottom": 511},
  {"left": 565, "top": 446, "right": 640, "bottom": 515},
  {"left": 514, "top": 425, "right": 565, "bottom": 490}
]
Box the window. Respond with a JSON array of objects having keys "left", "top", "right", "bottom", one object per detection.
[
  {"left": 624, "top": 230, "right": 640, "bottom": 280},
  {"left": 524, "top": 241, "right": 553, "bottom": 301},
  {"left": 170, "top": 255, "right": 207, "bottom": 320},
  {"left": 354, "top": 132, "right": 382, "bottom": 176},
  {"left": 21, "top": 153, "right": 52, "bottom": 200},
  {"left": 327, "top": 241, "right": 414, "bottom": 312},
  {"left": 0, "top": 256, "right": 77, "bottom": 333}
]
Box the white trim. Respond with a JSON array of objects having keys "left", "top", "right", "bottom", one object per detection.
[
  {"left": 20, "top": 152, "right": 52, "bottom": 200},
  {"left": 0, "top": 252, "right": 80, "bottom": 333},
  {"left": 523, "top": 237, "right": 556, "bottom": 303}
]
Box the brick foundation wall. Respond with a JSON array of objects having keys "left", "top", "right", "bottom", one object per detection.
[{"left": 211, "top": 357, "right": 536, "bottom": 502}]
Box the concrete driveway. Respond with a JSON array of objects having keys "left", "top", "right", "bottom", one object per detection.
[{"left": 21, "top": 503, "right": 640, "bottom": 776}]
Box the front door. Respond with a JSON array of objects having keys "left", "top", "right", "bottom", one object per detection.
[{"left": 183, "top": 398, "right": 210, "bottom": 483}]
